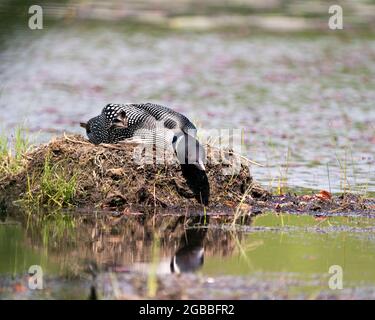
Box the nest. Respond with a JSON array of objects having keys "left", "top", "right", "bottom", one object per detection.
[{"left": 0, "top": 134, "right": 268, "bottom": 212}]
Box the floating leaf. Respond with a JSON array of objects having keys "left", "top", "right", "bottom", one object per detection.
[{"left": 316, "top": 190, "right": 332, "bottom": 201}]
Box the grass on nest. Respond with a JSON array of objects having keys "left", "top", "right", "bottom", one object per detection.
[
  {"left": 21, "top": 152, "right": 78, "bottom": 209},
  {"left": 1, "top": 128, "right": 79, "bottom": 211},
  {"left": 0, "top": 127, "right": 30, "bottom": 176}
]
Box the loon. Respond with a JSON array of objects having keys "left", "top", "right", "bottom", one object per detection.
[{"left": 81, "top": 103, "right": 206, "bottom": 171}]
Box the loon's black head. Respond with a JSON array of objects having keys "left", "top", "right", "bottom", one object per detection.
[
  {"left": 172, "top": 133, "right": 206, "bottom": 171},
  {"left": 170, "top": 247, "right": 204, "bottom": 274},
  {"left": 102, "top": 104, "right": 128, "bottom": 129},
  {"left": 81, "top": 114, "right": 109, "bottom": 145}
]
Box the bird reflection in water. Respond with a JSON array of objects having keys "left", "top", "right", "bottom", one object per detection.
[
  {"left": 170, "top": 215, "right": 208, "bottom": 274},
  {"left": 113, "top": 215, "right": 209, "bottom": 275}
]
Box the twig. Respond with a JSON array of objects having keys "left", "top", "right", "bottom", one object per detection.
[
  {"left": 100, "top": 142, "right": 140, "bottom": 151},
  {"left": 63, "top": 133, "right": 139, "bottom": 150},
  {"left": 208, "top": 144, "right": 264, "bottom": 167},
  {"left": 328, "top": 204, "right": 350, "bottom": 213},
  {"left": 63, "top": 133, "right": 92, "bottom": 146}
]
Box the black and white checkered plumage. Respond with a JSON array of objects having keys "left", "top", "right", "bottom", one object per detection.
[
  {"left": 103, "top": 103, "right": 197, "bottom": 135},
  {"left": 82, "top": 103, "right": 205, "bottom": 170}
]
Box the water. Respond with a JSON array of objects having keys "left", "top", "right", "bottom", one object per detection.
[
  {"left": 0, "top": 26, "right": 374, "bottom": 194},
  {"left": 1, "top": 212, "right": 375, "bottom": 299}
]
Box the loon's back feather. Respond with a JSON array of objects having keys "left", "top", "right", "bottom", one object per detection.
[
  {"left": 103, "top": 103, "right": 196, "bottom": 135},
  {"left": 131, "top": 103, "right": 197, "bottom": 136}
]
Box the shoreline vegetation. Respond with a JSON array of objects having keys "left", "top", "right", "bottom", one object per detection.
[{"left": 0, "top": 132, "right": 373, "bottom": 218}]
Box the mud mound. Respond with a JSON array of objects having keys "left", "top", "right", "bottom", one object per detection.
[{"left": 0, "top": 135, "right": 268, "bottom": 211}]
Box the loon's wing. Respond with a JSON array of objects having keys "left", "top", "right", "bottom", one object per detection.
[
  {"left": 102, "top": 104, "right": 151, "bottom": 127},
  {"left": 131, "top": 103, "right": 197, "bottom": 137},
  {"left": 102, "top": 104, "right": 156, "bottom": 142}
]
